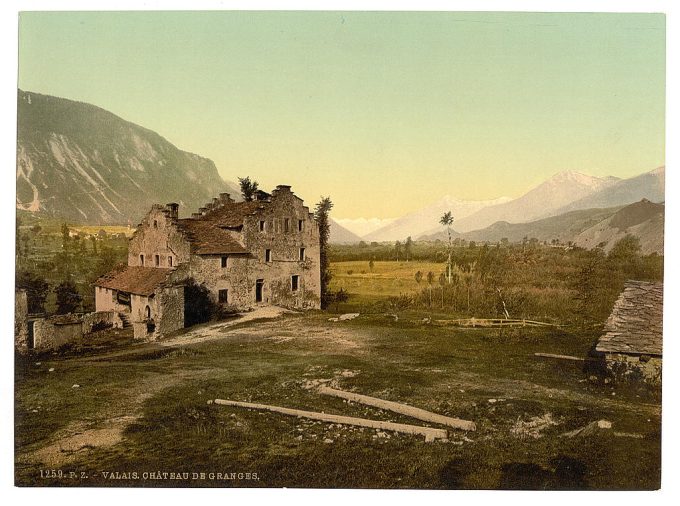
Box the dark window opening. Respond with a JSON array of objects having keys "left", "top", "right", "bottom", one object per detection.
[
  {"left": 255, "top": 279, "right": 264, "bottom": 303},
  {"left": 168, "top": 256, "right": 173, "bottom": 267},
  {"left": 154, "top": 254, "right": 160, "bottom": 267},
  {"left": 221, "top": 256, "right": 228, "bottom": 268},
  {"left": 146, "top": 322, "right": 156, "bottom": 334},
  {"left": 153, "top": 220, "right": 158, "bottom": 228},
  {"left": 299, "top": 248, "right": 306, "bottom": 261},
  {"left": 259, "top": 220, "right": 265, "bottom": 232},
  {"left": 140, "top": 254, "right": 145, "bottom": 266},
  {"left": 284, "top": 218, "right": 291, "bottom": 233},
  {"left": 298, "top": 219, "right": 304, "bottom": 232},
  {"left": 145, "top": 305, "right": 151, "bottom": 320},
  {"left": 265, "top": 249, "right": 272, "bottom": 262},
  {"left": 291, "top": 275, "right": 299, "bottom": 291},
  {"left": 218, "top": 289, "right": 228, "bottom": 304}
]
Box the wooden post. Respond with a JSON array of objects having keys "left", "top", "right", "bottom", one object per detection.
[
  {"left": 211, "top": 399, "right": 449, "bottom": 442},
  {"left": 318, "top": 386, "right": 476, "bottom": 431}
]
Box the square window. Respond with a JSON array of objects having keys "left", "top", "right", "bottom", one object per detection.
[
  {"left": 218, "top": 289, "right": 228, "bottom": 304},
  {"left": 284, "top": 218, "right": 290, "bottom": 233},
  {"left": 265, "top": 249, "right": 272, "bottom": 262},
  {"left": 291, "top": 275, "right": 299, "bottom": 291},
  {"left": 299, "top": 247, "right": 305, "bottom": 261},
  {"left": 221, "top": 256, "right": 228, "bottom": 268},
  {"left": 298, "top": 219, "right": 304, "bottom": 232},
  {"left": 154, "top": 254, "right": 160, "bottom": 266}
]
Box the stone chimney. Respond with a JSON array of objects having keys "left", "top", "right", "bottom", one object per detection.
[
  {"left": 165, "top": 203, "right": 179, "bottom": 220},
  {"left": 219, "top": 193, "right": 232, "bottom": 203}
]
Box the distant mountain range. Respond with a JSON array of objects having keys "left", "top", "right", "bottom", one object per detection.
[
  {"left": 16, "top": 89, "right": 664, "bottom": 254},
  {"left": 420, "top": 199, "right": 664, "bottom": 255},
  {"left": 362, "top": 195, "right": 512, "bottom": 242},
  {"left": 16, "top": 90, "right": 240, "bottom": 224}
]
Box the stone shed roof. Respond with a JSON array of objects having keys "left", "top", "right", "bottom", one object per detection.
[
  {"left": 176, "top": 219, "right": 248, "bottom": 255},
  {"left": 95, "top": 266, "right": 174, "bottom": 296},
  {"left": 596, "top": 280, "right": 663, "bottom": 356}
]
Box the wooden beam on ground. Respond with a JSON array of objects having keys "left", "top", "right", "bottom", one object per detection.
[
  {"left": 534, "top": 353, "right": 598, "bottom": 362},
  {"left": 318, "top": 386, "right": 476, "bottom": 431},
  {"left": 211, "top": 399, "right": 449, "bottom": 442}
]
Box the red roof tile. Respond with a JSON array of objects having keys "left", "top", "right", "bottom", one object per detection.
[
  {"left": 95, "top": 266, "right": 174, "bottom": 296},
  {"left": 176, "top": 219, "right": 248, "bottom": 255}
]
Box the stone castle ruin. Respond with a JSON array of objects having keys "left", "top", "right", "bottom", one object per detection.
[{"left": 94, "top": 185, "right": 321, "bottom": 340}]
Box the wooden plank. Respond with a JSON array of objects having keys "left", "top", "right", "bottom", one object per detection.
[
  {"left": 211, "top": 399, "right": 449, "bottom": 442},
  {"left": 534, "top": 353, "right": 598, "bottom": 362},
  {"left": 318, "top": 386, "right": 476, "bottom": 431}
]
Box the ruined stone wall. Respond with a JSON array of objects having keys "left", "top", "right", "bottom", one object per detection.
[
  {"left": 605, "top": 353, "right": 662, "bottom": 386},
  {"left": 156, "top": 286, "right": 185, "bottom": 336},
  {"left": 33, "top": 319, "right": 83, "bottom": 350},
  {"left": 185, "top": 187, "right": 321, "bottom": 310},
  {"left": 15, "top": 289, "right": 29, "bottom": 351},
  {"left": 128, "top": 205, "right": 191, "bottom": 268},
  {"left": 82, "top": 311, "right": 123, "bottom": 333}
]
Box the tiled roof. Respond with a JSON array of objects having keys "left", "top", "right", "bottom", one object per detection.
[
  {"left": 95, "top": 266, "right": 174, "bottom": 296},
  {"left": 176, "top": 219, "right": 248, "bottom": 255},
  {"left": 596, "top": 280, "right": 663, "bottom": 356},
  {"left": 199, "top": 200, "right": 267, "bottom": 227}
]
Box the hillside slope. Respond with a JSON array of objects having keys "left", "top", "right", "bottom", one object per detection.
[{"left": 16, "top": 90, "right": 240, "bottom": 224}]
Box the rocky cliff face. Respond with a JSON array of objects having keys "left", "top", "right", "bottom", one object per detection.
[{"left": 16, "top": 90, "right": 240, "bottom": 224}]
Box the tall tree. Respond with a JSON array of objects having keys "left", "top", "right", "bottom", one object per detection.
[
  {"left": 404, "top": 236, "right": 413, "bottom": 262},
  {"left": 394, "top": 240, "right": 402, "bottom": 262},
  {"left": 55, "top": 279, "right": 83, "bottom": 314},
  {"left": 16, "top": 271, "right": 49, "bottom": 314},
  {"left": 440, "top": 211, "right": 454, "bottom": 283},
  {"left": 238, "top": 176, "right": 259, "bottom": 202},
  {"left": 314, "top": 196, "right": 334, "bottom": 309}
]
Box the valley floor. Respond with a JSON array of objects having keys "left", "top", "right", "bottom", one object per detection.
[{"left": 15, "top": 311, "right": 660, "bottom": 489}]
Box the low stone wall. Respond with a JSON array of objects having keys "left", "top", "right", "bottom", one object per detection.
[
  {"left": 33, "top": 318, "right": 83, "bottom": 351},
  {"left": 605, "top": 353, "right": 662, "bottom": 386},
  {"left": 82, "top": 311, "right": 123, "bottom": 333}
]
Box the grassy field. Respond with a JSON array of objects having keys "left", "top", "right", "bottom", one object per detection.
[
  {"left": 15, "top": 311, "right": 660, "bottom": 489},
  {"left": 330, "top": 260, "right": 445, "bottom": 306}
]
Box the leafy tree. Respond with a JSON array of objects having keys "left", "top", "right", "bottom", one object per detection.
[
  {"left": 238, "top": 176, "right": 259, "bottom": 202},
  {"left": 608, "top": 234, "right": 641, "bottom": 262},
  {"left": 333, "top": 288, "right": 350, "bottom": 312},
  {"left": 183, "top": 278, "right": 219, "bottom": 326},
  {"left": 368, "top": 259, "right": 375, "bottom": 271},
  {"left": 440, "top": 211, "right": 454, "bottom": 283},
  {"left": 404, "top": 236, "right": 413, "bottom": 262},
  {"left": 426, "top": 271, "right": 435, "bottom": 307},
  {"left": 414, "top": 270, "right": 423, "bottom": 284},
  {"left": 16, "top": 271, "right": 49, "bottom": 314},
  {"left": 61, "top": 223, "right": 70, "bottom": 249},
  {"left": 314, "top": 196, "right": 334, "bottom": 309},
  {"left": 394, "top": 240, "right": 402, "bottom": 261},
  {"left": 55, "top": 279, "right": 83, "bottom": 314}
]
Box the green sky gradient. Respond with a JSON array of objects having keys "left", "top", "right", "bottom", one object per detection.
[{"left": 18, "top": 11, "right": 665, "bottom": 218}]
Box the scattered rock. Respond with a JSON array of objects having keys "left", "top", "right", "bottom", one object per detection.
[
  {"left": 488, "top": 399, "right": 497, "bottom": 404},
  {"left": 71, "top": 384, "right": 80, "bottom": 389},
  {"left": 323, "top": 438, "right": 334, "bottom": 444},
  {"left": 588, "top": 375, "right": 598, "bottom": 382},
  {"left": 511, "top": 413, "right": 558, "bottom": 439},
  {"left": 422, "top": 317, "right": 431, "bottom": 324},
  {"left": 328, "top": 318, "right": 339, "bottom": 322},
  {"left": 561, "top": 419, "right": 612, "bottom": 438},
  {"left": 295, "top": 435, "right": 303, "bottom": 441},
  {"left": 48, "top": 368, "right": 55, "bottom": 372},
  {"left": 338, "top": 313, "right": 360, "bottom": 321},
  {"left": 35, "top": 362, "right": 41, "bottom": 366}
]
